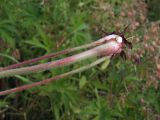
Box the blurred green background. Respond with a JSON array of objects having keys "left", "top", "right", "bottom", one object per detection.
[{"left": 0, "top": 0, "right": 160, "bottom": 120}]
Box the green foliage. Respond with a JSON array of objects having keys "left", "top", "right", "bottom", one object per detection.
[
  {"left": 0, "top": 0, "right": 159, "bottom": 120},
  {"left": 146, "top": 0, "right": 160, "bottom": 21}
]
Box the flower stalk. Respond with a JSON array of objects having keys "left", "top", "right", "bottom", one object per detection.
[
  {"left": 0, "top": 57, "right": 108, "bottom": 95},
  {"left": 0, "top": 35, "right": 121, "bottom": 78},
  {"left": 0, "top": 34, "right": 129, "bottom": 95},
  {"left": 0, "top": 35, "right": 112, "bottom": 71}
]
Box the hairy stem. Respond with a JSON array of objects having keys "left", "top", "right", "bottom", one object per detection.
[
  {"left": 0, "top": 57, "right": 108, "bottom": 95},
  {"left": 0, "top": 41, "right": 119, "bottom": 78},
  {"left": 0, "top": 36, "right": 109, "bottom": 71}
]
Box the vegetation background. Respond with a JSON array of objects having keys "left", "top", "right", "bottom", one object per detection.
[{"left": 0, "top": 0, "right": 160, "bottom": 119}]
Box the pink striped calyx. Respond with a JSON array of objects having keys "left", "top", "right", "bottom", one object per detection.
[{"left": 99, "top": 33, "right": 132, "bottom": 59}]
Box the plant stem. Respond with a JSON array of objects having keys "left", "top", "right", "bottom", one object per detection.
[
  {"left": 0, "top": 36, "right": 110, "bottom": 71},
  {"left": 0, "top": 40, "right": 120, "bottom": 78},
  {"left": 0, "top": 57, "right": 108, "bottom": 95}
]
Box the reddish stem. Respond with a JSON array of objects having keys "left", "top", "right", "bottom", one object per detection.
[
  {"left": 0, "top": 41, "right": 102, "bottom": 71},
  {"left": 0, "top": 57, "right": 107, "bottom": 95},
  {"left": 0, "top": 49, "right": 72, "bottom": 71},
  {"left": 0, "top": 35, "right": 115, "bottom": 71}
]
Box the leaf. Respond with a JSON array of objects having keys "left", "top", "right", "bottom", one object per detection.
[
  {"left": 0, "top": 100, "right": 8, "bottom": 108},
  {"left": 100, "top": 57, "right": 110, "bottom": 70},
  {"left": 15, "top": 75, "right": 32, "bottom": 84},
  {"left": 79, "top": 76, "right": 87, "bottom": 89},
  {"left": 24, "top": 38, "right": 49, "bottom": 52},
  {"left": 0, "top": 53, "right": 19, "bottom": 63}
]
